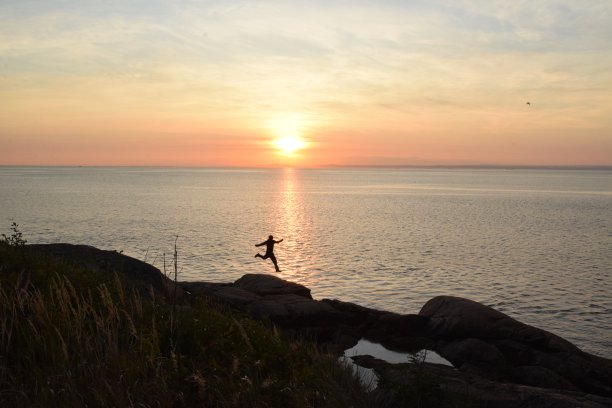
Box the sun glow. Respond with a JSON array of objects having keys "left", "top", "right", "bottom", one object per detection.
[
  {"left": 274, "top": 136, "right": 305, "bottom": 155},
  {"left": 267, "top": 114, "right": 312, "bottom": 162}
]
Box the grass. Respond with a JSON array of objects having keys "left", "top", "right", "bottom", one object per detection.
[{"left": 0, "top": 242, "right": 379, "bottom": 407}]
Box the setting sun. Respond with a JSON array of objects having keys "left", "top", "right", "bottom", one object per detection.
[{"left": 274, "top": 136, "right": 305, "bottom": 156}]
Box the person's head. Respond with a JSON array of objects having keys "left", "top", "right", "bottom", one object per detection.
[{"left": 268, "top": 235, "right": 273, "bottom": 240}]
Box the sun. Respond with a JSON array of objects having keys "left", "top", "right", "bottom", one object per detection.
[
  {"left": 266, "top": 114, "right": 310, "bottom": 159},
  {"left": 274, "top": 136, "right": 305, "bottom": 155}
]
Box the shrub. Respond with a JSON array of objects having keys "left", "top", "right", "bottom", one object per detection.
[{"left": 1, "top": 222, "right": 27, "bottom": 246}]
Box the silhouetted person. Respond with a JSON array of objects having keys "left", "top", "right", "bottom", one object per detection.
[{"left": 255, "top": 235, "right": 283, "bottom": 272}]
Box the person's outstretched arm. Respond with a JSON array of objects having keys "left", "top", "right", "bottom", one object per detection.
[
  {"left": 275, "top": 239, "right": 283, "bottom": 243},
  {"left": 255, "top": 241, "right": 266, "bottom": 247}
]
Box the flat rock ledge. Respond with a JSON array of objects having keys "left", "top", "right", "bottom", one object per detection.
[{"left": 23, "top": 245, "right": 612, "bottom": 407}]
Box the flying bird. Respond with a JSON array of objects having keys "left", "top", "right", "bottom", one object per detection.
[{"left": 526, "top": 101, "right": 531, "bottom": 106}]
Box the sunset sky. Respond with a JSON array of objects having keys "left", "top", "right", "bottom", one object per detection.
[{"left": 1, "top": 1, "right": 611, "bottom": 167}]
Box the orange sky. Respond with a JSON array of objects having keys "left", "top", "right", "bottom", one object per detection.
[{"left": 1, "top": 1, "right": 611, "bottom": 167}]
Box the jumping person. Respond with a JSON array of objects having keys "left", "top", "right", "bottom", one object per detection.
[{"left": 255, "top": 235, "right": 283, "bottom": 272}]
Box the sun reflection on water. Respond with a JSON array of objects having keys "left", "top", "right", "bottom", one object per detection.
[{"left": 273, "top": 168, "right": 317, "bottom": 287}]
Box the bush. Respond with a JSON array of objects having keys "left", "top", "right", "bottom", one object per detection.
[{"left": 1, "top": 222, "right": 27, "bottom": 246}]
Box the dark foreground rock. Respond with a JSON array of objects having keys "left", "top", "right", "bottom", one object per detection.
[
  {"left": 419, "top": 296, "right": 612, "bottom": 397},
  {"left": 419, "top": 295, "right": 579, "bottom": 352},
  {"left": 352, "top": 355, "right": 612, "bottom": 408},
  {"left": 26, "top": 243, "right": 177, "bottom": 298}
]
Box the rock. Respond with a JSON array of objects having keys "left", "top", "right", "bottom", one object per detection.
[
  {"left": 247, "top": 294, "right": 346, "bottom": 326},
  {"left": 234, "top": 274, "right": 312, "bottom": 298},
  {"left": 378, "top": 336, "right": 435, "bottom": 353},
  {"left": 214, "top": 286, "right": 262, "bottom": 308},
  {"left": 437, "top": 338, "right": 509, "bottom": 380},
  {"left": 420, "top": 295, "right": 612, "bottom": 397},
  {"left": 179, "top": 281, "right": 232, "bottom": 297},
  {"left": 419, "top": 296, "right": 579, "bottom": 353},
  {"left": 368, "top": 313, "right": 429, "bottom": 337},
  {"left": 321, "top": 299, "right": 386, "bottom": 324},
  {"left": 325, "top": 327, "right": 363, "bottom": 352},
  {"left": 365, "top": 313, "right": 432, "bottom": 352},
  {"left": 352, "top": 355, "right": 612, "bottom": 408},
  {"left": 26, "top": 243, "right": 177, "bottom": 299},
  {"left": 439, "top": 337, "right": 507, "bottom": 368},
  {"left": 268, "top": 294, "right": 345, "bottom": 325},
  {"left": 319, "top": 302, "right": 432, "bottom": 352},
  {"left": 512, "top": 365, "right": 578, "bottom": 390},
  {"left": 493, "top": 339, "right": 533, "bottom": 366},
  {"left": 246, "top": 299, "right": 291, "bottom": 321},
  {"left": 531, "top": 349, "right": 612, "bottom": 397}
]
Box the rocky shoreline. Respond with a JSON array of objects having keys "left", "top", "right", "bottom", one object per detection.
[{"left": 28, "top": 243, "right": 612, "bottom": 407}]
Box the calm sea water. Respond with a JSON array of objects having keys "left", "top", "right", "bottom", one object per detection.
[{"left": 1, "top": 167, "right": 611, "bottom": 357}]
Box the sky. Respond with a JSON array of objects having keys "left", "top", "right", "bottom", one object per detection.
[{"left": 1, "top": 0, "right": 611, "bottom": 167}]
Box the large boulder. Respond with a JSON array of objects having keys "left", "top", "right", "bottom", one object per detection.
[
  {"left": 419, "top": 296, "right": 579, "bottom": 353},
  {"left": 26, "top": 243, "right": 176, "bottom": 298},
  {"left": 420, "top": 296, "right": 612, "bottom": 397}
]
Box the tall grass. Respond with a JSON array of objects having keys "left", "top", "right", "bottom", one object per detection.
[
  {"left": 0, "top": 275, "right": 174, "bottom": 407},
  {"left": 0, "top": 244, "right": 380, "bottom": 407}
]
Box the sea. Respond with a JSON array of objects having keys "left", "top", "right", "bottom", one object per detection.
[{"left": 1, "top": 166, "right": 611, "bottom": 358}]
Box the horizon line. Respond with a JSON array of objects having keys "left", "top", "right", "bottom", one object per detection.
[{"left": 1, "top": 164, "right": 612, "bottom": 171}]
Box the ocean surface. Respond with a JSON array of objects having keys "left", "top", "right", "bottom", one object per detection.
[{"left": 1, "top": 166, "right": 611, "bottom": 358}]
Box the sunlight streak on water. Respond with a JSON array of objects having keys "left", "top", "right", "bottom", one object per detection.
[{"left": 273, "top": 168, "right": 317, "bottom": 283}]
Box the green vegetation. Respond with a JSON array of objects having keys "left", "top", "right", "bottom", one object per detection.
[
  {"left": 1, "top": 222, "right": 27, "bottom": 246},
  {"left": 0, "top": 243, "right": 375, "bottom": 407}
]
